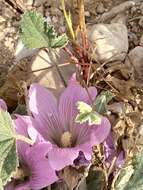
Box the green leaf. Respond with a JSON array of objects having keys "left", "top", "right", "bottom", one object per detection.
[
  {"left": 0, "top": 110, "right": 18, "bottom": 187},
  {"left": 114, "top": 165, "right": 134, "bottom": 190},
  {"left": 13, "top": 104, "right": 27, "bottom": 115},
  {"left": 20, "top": 10, "right": 68, "bottom": 49},
  {"left": 115, "top": 150, "right": 143, "bottom": 190},
  {"left": 88, "top": 112, "right": 101, "bottom": 125},
  {"left": 0, "top": 179, "right": 3, "bottom": 190},
  {"left": 75, "top": 101, "right": 101, "bottom": 125},
  {"left": 94, "top": 91, "right": 114, "bottom": 114},
  {"left": 87, "top": 169, "right": 105, "bottom": 190},
  {"left": 77, "top": 101, "right": 92, "bottom": 114}
]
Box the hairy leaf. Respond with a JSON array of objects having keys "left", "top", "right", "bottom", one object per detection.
[
  {"left": 87, "top": 169, "right": 105, "bottom": 190},
  {"left": 114, "top": 165, "right": 134, "bottom": 190},
  {"left": 20, "top": 11, "right": 68, "bottom": 49},
  {"left": 0, "top": 110, "right": 18, "bottom": 187},
  {"left": 94, "top": 91, "right": 114, "bottom": 114},
  {"left": 76, "top": 101, "right": 101, "bottom": 125},
  {"left": 115, "top": 150, "right": 143, "bottom": 190}
]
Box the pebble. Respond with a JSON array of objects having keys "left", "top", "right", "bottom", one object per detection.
[
  {"left": 96, "top": 3, "right": 105, "bottom": 14},
  {"left": 126, "top": 46, "right": 143, "bottom": 86},
  {"left": 139, "top": 34, "right": 143, "bottom": 46},
  {"left": 85, "top": 11, "right": 90, "bottom": 17},
  {"left": 139, "top": 17, "right": 143, "bottom": 27},
  {"left": 140, "top": 3, "right": 143, "bottom": 15},
  {"left": 88, "top": 23, "right": 128, "bottom": 63}
]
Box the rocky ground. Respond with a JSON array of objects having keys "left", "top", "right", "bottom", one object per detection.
[{"left": 1, "top": 0, "right": 143, "bottom": 168}]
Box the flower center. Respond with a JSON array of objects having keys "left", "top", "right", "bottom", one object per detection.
[{"left": 61, "top": 131, "right": 72, "bottom": 147}]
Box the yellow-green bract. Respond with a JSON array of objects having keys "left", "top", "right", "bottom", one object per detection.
[{"left": 75, "top": 101, "right": 101, "bottom": 125}]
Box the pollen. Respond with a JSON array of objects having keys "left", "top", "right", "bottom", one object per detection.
[{"left": 61, "top": 131, "right": 72, "bottom": 147}]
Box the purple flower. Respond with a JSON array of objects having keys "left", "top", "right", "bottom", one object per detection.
[
  {"left": 0, "top": 99, "right": 7, "bottom": 110},
  {"left": 5, "top": 116, "right": 58, "bottom": 190},
  {"left": 26, "top": 80, "right": 111, "bottom": 171},
  {"left": 104, "top": 133, "right": 125, "bottom": 169}
]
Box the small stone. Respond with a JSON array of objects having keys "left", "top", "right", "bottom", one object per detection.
[
  {"left": 88, "top": 23, "right": 128, "bottom": 63},
  {"left": 140, "top": 3, "right": 143, "bottom": 15},
  {"left": 139, "top": 17, "right": 143, "bottom": 27},
  {"left": 28, "top": 49, "right": 75, "bottom": 96},
  {"left": 131, "top": 6, "right": 136, "bottom": 14},
  {"left": 126, "top": 46, "right": 143, "bottom": 86},
  {"left": 96, "top": 3, "right": 105, "bottom": 14},
  {"left": 84, "top": 11, "right": 90, "bottom": 17},
  {"left": 140, "top": 34, "right": 143, "bottom": 46},
  {"left": 128, "top": 32, "right": 138, "bottom": 46},
  {"left": 50, "top": 7, "right": 61, "bottom": 16}
]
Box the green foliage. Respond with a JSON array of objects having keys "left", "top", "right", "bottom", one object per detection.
[
  {"left": 13, "top": 104, "right": 27, "bottom": 115},
  {"left": 114, "top": 150, "right": 143, "bottom": 190},
  {"left": 114, "top": 165, "right": 134, "bottom": 190},
  {"left": 0, "top": 110, "right": 18, "bottom": 189},
  {"left": 94, "top": 91, "right": 114, "bottom": 114},
  {"left": 75, "top": 101, "right": 101, "bottom": 125},
  {"left": 86, "top": 169, "right": 105, "bottom": 190},
  {"left": 20, "top": 10, "right": 68, "bottom": 49}
]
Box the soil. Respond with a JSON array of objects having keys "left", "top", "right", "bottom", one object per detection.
[{"left": 1, "top": 0, "right": 143, "bottom": 189}]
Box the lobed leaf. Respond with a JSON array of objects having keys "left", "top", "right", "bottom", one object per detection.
[
  {"left": 0, "top": 110, "right": 18, "bottom": 187},
  {"left": 76, "top": 101, "right": 101, "bottom": 125},
  {"left": 20, "top": 10, "right": 68, "bottom": 49},
  {"left": 114, "top": 150, "right": 143, "bottom": 190},
  {"left": 94, "top": 91, "right": 114, "bottom": 114}
]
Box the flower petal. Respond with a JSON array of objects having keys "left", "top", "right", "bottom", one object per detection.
[
  {"left": 14, "top": 115, "right": 33, "bottom": 162},
  {"left": 28, "top": 83, "right": 62, "bottom": 141},
  {"left": 4, "top": 181, "right": 15, "bottom": 190},
  {"left": 0, "top": 99, "right": 7, "bottom": 110},
  {"left": 4, "top": 181, "right": 30, "bottom": 190},
  {"left": 29, "top": 83, "right": 57, "bottom": 116},
  {"left": 90, "top": 117, "right": 111, "bottom": 145},
  {"left": 59, "top": 81, "right": 97, "bottom": 129},
  {"left": 15, "top": 182, "right": 30, "bottom": 190},
  {"left": 27, "top": 143, "right": 58, "bottom": 189},
  {"left": 104, "top": 133, "right": 115, "bottom": 161},
  {"left": 48, "top": 146, "right": 79, "bottom": 170}
]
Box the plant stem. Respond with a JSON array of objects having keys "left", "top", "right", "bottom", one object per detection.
[
  {"left": 107, "top": 156, "right": 117, "bottom": 178},
  {"left": 61, "top": 0, "right": 75, "bottom": 40},
  {"left": 77, "top": 0, "right": 88, "bottom": 53},
  {"left": 78, "top": 0, "right": 86, "bottom": 32},
  {"left": 15, "top": 134, "right": 34, "bottom": 145}
]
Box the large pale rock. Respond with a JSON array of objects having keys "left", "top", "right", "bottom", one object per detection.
[
  {"left": 0, "top": 48, "right": 75, "bottom": 109},
  {"left": 88, "top": 23, "right": 128, "bottom": 63},
  {"left": 15, "top": 40, "right": 38, "bottom": 61},
  {"left": 125, "top": 46, "right": 143, "bottom": 86},
  {"left": 27, "top": 49, "right": 75, "bottom": 97}
]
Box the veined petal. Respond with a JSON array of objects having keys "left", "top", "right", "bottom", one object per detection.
[
  {"left": 4, "top": 181, "right": 30, "bottom": 190},
  {"left": 28, "top": 83, "right": 62, "bottom": 141},
  {"left": 90, "top": 117, "right": 111, "bottom": 145},
  {"left": 14, "top": 115, "right": 33, "bottom": 163},
  {"left": 27, "top": 143, "right": 58, "bottom": 189},
  {"left": 59, "top": 81, "right": 97, "bottom": 129},
  {"left": 15, "top": 182, "right": 30, "bottom": 190},
  {"left": 0, "top": 99, "right": 7, "bottom": 110},
  {"left": 48, "top": 146, "right": 79, "bottom": 171},
  {"left": 29, "top": 83, "right": 57, "bottom": 116}
]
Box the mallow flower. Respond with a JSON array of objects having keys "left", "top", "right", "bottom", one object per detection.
[
  {"left": 5, "top": 116, "right": 58, "bottom": 190},
  {"left": 104, "top": 132, "right": 125, "bottom": 169},
  {"left": 26, "top": 80, "right": 111, "bottom": 171}
]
